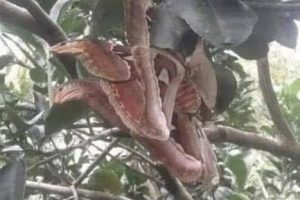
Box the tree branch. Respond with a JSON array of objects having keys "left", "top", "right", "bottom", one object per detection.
[
  {"left": 205, "top": 125, "right": 300, "bottom": 161},
  {"left": 257, "top": 57, "right": 295, "bottom": 142},
  {"left": 26, "top": 181, "right": 132, "bottom": 200},
  {"left": 0, "top": 0, "right": 77, "bottom": 78},
  {"left": 0, "top": 0, "right": 40, "bottom": 35},
  {"left": 245, "top": 1, "right": 300, "bottom": 10},
  {"left": 15, "top": 0, "right": 66, "bottom": 44}
]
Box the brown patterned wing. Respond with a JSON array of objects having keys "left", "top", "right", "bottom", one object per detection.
[
  {"left": 50, "top": 40, "right": 131, "bottom": 81},
  {"left": 187, "top": 39, "right": 217, "bottom": 119},
  {"left": 100, "top": 74, "right": 169, "bottom": 141},
  {"left": 53, "top": 80, "right": 127, "bottom": 130},
  {"left": 175, "top": 80, "right": 202, "bottom": 114},
  {"left": 54, "top": 80, "right": 205, "bottom": 182},
  {"left": 175, "top": 113, "right": 219, "bottom": 185},
  {"left": 139, "top": 137, "right": 204, "bottom": 183},
  {"left": 51, "top": 40, "right": 169, "bottom": 140}
]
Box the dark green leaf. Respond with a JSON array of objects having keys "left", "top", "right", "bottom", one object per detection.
[
  {"left": 36, "top": 0, "right": 57, "bottom": 12},
  {"left": 87, "top": 168, "right": 123, "bottom": 194},
  {"left": 287, "top": 78, "right": 300, "bottom": 96},
  {"left": 150, "top": 3, "right": 191, "bottom": 51},
  {"left": 275, "top": 17, "right": 298, "bottom": 49},
  {"left": 232, "top": 10, "right": 275, "bottom": 59},
  {"left": 136, "top": 186, "right": 150, "bottom": 196},
  {"left": 214, "top": 187, "right": 233, "bottom": 199},
  {"left": 0, "top": 55, "right": 14, "bottom": 69},
  {"left": 49, "top": 0, "right": 74, "bottom": 22},
  {"left": 165, "top": 0, "right": 257, "bottom": 47},
  {"left": 233, "top": 11, "right": 297, "bottom": 59},
  {"left": 27, "top": 125, "right": 44, "bottom": 144},
  {"left": 29, "top": 68, "right": 47, "bottom": 83},
  {"left": 53, "top": 67, "right": 67, "bottom": 83},
  {"left": 0, "top": 26, "right": 46, "bottom": 58},
  {"left": 213, "top": 64, "right": 237, "bottom": 113},
  {"left": 33, "top": 84, "right": 48, "bottom": 95},
  {"left": 225, "top": 155, "right": 248, "bottom": 190},
  {"left": 64, "top": 133, "right": 73, "bottom": 144},
  {"left": 4, "top": 107, "right": 30, "bottom": 132},
  {"left": 45, "top": 100, "right": 89, "bottom": 135},
  {"left": 125, "top": 168, "right": 147, "bottom": 186},
  {"left": 0, "top": 159, "right": 26, "bottom": 200},
  {"left": 90, "top": 0, "right": 125, "bottom": 39},
  {"left": 59, "top": 7, "right": 85, "bottom": 34},
  {"left": 105, "top": 160, "right": 125, "bottom": 178},
  {"left": 232, "top": 36, "right": 268, "bottom": 60},
  {"left": 290, "top": 11, "right": 300, "bottom": 20},
  {"left": 229, "top": 193, "right": 251, "bottom": 200},
  {"left": 0, "top": 73, "right": 5, "bottom": 89}
]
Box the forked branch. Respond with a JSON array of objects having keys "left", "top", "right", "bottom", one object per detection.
[{"left": 206, "top": 125, "right": 300, "bottom": 160}]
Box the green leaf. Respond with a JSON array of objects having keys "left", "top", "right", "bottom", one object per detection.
[
  {"left": 150, "top": 3, "right": 190, "bottom": 51},
  {"left": 288, "top": 78, "right": 300, "bottom": 96},
  {"left": 45, "top": 100, "right": 89, "bottom": 135},
  {"left": 59, "top": 7, "right": 86, "bottom": 34},
  {"left": 29, "top": 68, "right": 47, "bottom": 83},
  {"left": 0, "top": 159, "right": 26, "bottom": 200},
  {"left": 36, "top": 0, "right": 57, "bottom": 12},
  {"left": 0, "top": 55, "right": 14, "bottom": 69},
  {"left": 225, "top": 155, "right": 248, "bottom": 190},
  {"left": 229, "top": 193, "right": 251, "bottom": 200},
  {"left": 125, "top": 168, "right": 147, "bottom": 186},
  {"left": 214, "top": 186, "right": 234, "bottom": 199},
  {"left": 275, "top": 17, "right": 298, "bottom": 49},
  {"left": 91, "top": 0, "right": 125, "bottom": 39},
  {"left": 49, "top": 0, "right": 74, "bottom": 22},
  {"left": 213, "top": 64, "right": 237, "bottom": 113},
  {"left": 0, "top": 26, "right": 46, "bottom": 58},
  {"left": 0, "top": 156, "right": 10, "bottom": 166},
  {"left": 233, "top": 12, "right": 297, "bottom": 59},
  {"left": 64, "top": 132, "right": 73, "bottom": 144},
  {"left": 87, "top": 168, "right": 123, "bottom": 195},
  {"left": 104, "top": 160, "right": 125, "bottom": 178},
  {"left": 4, "top": 106, "right": 30, "bottom": 132},
  {"left": 33, "top": 84, "right": 48, "bottom": 95},
  {"left": 152, "top": 0, "right": 257, "bottom": 49}
]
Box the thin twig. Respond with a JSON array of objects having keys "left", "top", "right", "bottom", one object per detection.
[
  {"left": 85, "top": 117, "right": 95, "bottom": 136},
  {"left": 28, "top": 128, "right": 121, "bottom": 171},
  {"left": 70, "top": 185, "right": 79, "bottom": 200},
  {"left": 26, "top": 180, "right": 133, "bottom": 200},
  {"left": 52, "top": 128, "right": 120, "bottom": 154},
  {"left": 47, "top": 60, "right": 54, "bottom": 106},
  {"left": 257, "top": 57, "right": 295, "bottom": 142},
  {"left": 155, "top": 166, "right": 194, "bottom": 200},
  {"left": 73, "top": 139, "right": 119, "bottom": 187},
  {"left": 27, "top": 153, "right": 60, "bottom": 171},
  {"left": 118, "top": 143, "right": 156, "bottom": 166},
  {"left": 106, "top": 151, "right": 163, "bottom": 186}
]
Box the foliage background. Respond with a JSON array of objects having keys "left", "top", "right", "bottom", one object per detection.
[{"left": 0, "top": 0, "right": 300, "bottom": 200}]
